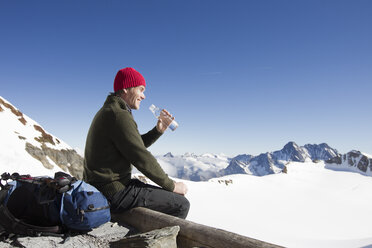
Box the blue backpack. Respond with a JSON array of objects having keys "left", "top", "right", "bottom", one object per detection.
[{"left": 0, "top": 172, "right": 111, "bottom": 237}]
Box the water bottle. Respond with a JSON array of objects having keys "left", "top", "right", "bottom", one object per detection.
[{"left": 149, "top": 104, "right": 179, "bottom": 131}]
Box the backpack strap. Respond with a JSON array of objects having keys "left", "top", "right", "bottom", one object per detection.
[
  {"left": 0, "top": 204, "right": 63, "bottom": 236},
  {"left": 0, "top": 189, "right": 7, "bottom": 237},
  {"left": 0, "top": 186, "right": 9, "bottom": 203}
]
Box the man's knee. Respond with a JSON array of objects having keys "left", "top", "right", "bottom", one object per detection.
[{"left": 177, "top": 196, "right": 190, "bottom": 219}]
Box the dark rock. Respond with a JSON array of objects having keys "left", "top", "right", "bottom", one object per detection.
[
  {"left": 325, "top": 150, "right": 372, "bottom": 176},
  {"left": 326, "top": 155, "right": 342, "bottom": 164},
  {"left": 357, "top": 156, "right": 369, "bottom": 172}
]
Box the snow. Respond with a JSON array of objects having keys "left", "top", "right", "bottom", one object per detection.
[
  {"left": 0, "top": 96, "right": 71, "bottom": 151},
  {"left": 183, "top": 161, "right": 372, "bottom": 248},
  {"left": 0, "top": 96, "right": 70, "bottom": 176},
  {"left": 133, "top": 160, "right": 372, "bottom": 247},
  {"left": 362, "top": 152, "right": 372, "bottom": 158}
]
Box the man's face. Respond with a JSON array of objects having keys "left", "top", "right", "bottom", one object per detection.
[{"left": 122, "top": 85, "right": 146, "bottom": 110}]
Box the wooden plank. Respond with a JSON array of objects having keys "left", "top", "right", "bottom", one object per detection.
[{"left": 111, "top": 207, "right": 283, "bottom": 248}]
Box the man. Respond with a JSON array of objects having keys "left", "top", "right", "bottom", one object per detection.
[{"left": 83, "top": 67, "right": 190, "bottom": 219}]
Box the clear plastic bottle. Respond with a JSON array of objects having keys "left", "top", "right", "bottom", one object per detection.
[{"left": 149, "top": 104, "right": 179, "bottom": 131}]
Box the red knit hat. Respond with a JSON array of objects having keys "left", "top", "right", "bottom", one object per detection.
[{"left": 113, "top": 67, "right": 146, "bottom": 92}]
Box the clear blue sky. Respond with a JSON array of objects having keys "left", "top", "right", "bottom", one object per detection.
[{"left": 1, "top": 0, "right": 371, "bottom": 156}]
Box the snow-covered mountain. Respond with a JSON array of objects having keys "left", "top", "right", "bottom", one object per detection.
[
  {"left": 0, "top": 96, "right": 83, "bottom": 178},
  {"left": 220, "top": 141, "right": 340, "bottom": 177},
  {"left": 154, "top": 142, "right": 342, "bottom": 180},
  {"left": 155, "top": 152, "right": 231, "bottom": 181},
  {"left": 325, "top": 150, "right": 372, "bottom": 176}
]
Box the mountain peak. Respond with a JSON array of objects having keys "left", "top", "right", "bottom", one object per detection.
[
  {"left": 163, "top": 152, "right": 174, "bottom": 158},
  {"left": 282, "top": 141, "right": 300, "bottom": 151},
  {"left": 275, "top": 141, "right": 306, "bottom": 162},
  {"left": 304, "top": 143, "right": 339, "bottom": 161}
]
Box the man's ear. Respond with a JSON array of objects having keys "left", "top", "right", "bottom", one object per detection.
[{"left": 123, "top": 88, "right": 128, "bottom": 94}]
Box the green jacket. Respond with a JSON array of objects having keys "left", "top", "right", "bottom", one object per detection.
[{"left": 83, "top": 94, "right": 175, "bottom": 198}]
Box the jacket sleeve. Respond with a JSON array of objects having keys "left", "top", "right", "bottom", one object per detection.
[
  {"left": 110, "top": 111, "right": 175, "bottom": 192},
  {"left": 141, "top": 127, "right": 163, "bottom": 148}
]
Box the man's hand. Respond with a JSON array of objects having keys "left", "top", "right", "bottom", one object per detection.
[
  {"left": 156, "top": 109, "right": 174, "bottom": 133},
  {"left": 173, "top": 181, "right": 188, "bottom": 195}
]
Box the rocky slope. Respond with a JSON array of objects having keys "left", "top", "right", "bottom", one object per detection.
[
  {"left": 0, "top": 96, "right": 83, "bottom": 178},
  {"left": 325, "top": 150, "right": 372, "bottom": 176}
]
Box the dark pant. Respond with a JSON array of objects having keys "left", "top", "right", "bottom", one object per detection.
[{"left": 108, "top": 179, "right": 190, "bottom": 219}]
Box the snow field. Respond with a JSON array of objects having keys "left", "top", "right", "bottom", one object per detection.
[{"left": 184, "top": 162, "right": 372, "bottom": 248}]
